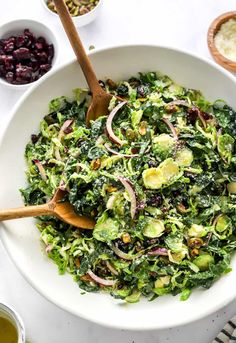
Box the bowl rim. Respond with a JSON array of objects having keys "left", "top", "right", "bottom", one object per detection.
[
  {"left": 0, "top": 18, "right": 59, "bottom": 90},
  {"left": 40, "top": 0, "right": 103, "bottom": 19},
  {"left": 207, "top": 11, "right": 236, "bottom": 72},
  {"left": 1, "top": 43, "right": 236, "bottom": 330}
]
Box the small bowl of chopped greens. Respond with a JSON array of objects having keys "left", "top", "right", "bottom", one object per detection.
[
  {"left": 41, "top": 0, "right": 103, "bottom": 27},
  {"left": 1, "top": 45, "right": 236, "bottom": 330}
]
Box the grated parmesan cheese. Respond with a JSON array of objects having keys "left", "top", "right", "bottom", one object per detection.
[{"left": 214, "top": 18, "right": 236, "bottom": 62}]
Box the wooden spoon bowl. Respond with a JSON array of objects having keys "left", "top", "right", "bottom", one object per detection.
[
  {"left": 207, "top": 11, "right": 236, "bottom": 72},
  {"left": 53, "top": 0, "right": 115, "bottom": 125},
  {"left": 0, "top": 189, "right": 95, "bottom": 229}
]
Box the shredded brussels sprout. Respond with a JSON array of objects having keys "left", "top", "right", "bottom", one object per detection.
[{"left": 21, "top": 72, "right": 236, "bottom": 302}]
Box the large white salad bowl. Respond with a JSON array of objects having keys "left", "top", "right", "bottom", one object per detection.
[{"left": 1, "top": 45, "right": 236, "bottom": 330}]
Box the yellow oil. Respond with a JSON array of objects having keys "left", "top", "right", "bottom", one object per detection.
[{"left": 0, "top": 316, "right": 18, "bottom": 343}]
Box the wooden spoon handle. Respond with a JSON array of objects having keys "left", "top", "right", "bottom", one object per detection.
[
  {"left": 0, "top": 204, "right": 53, "bottom": 221},
  {"left": 53, "top": 0, "right": 102, "bottom": 94}
]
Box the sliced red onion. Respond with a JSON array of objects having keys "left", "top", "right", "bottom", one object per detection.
[
  {"left": 106, "top": 101, "right": 127, "bottom": 146},
  {"left": 203, "top": 232, "right": 213, "bottom": 247},
  {"left": 45, "top": 244, "right": 53, "bottom": 253},
  {"left": 58, "top": 119, "right": 74, "bottom": 140},
  {"left": 104, "top": 143, "right": 139, "bottom": 158},
  {"left": 147, "top": 247, "right": 168, "bottom": 256},
  {"left": 112, "top": 244, "right": 135, "bottom": 260},
  {"left": 87, "top": 269, "right": 116, "bottom": 286},
  {"left": 105, "top": 261, "right": 119, "bottom": 276},
  {"left": 194, "top": 107, "right": 207, "bottom": 129},
  {"left": 33, "top": 159, "right": 47, "bottom": 181},
  {"left": 55, "top": 120, "right": 73, "bottom": 161},
  {"left": 162, "top": 117, "right": 178, "bottom": 140},
  {"left": 118, "top": 176, "right": 136, "bottom": 219}
]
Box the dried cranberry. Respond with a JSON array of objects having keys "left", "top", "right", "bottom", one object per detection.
[
  {"left": 22, "top": 35, "right": 29, "bottom": 47},
  {"left": 161, "top": 206, "right": 168, "bottom": 213},
  {"left": 0, "top": 64, "right": 6, "bottom": 76},
  {"left": 40, "top": 64, "right": 51, "bottom": 72},
  {"left": 137, "top": 201, "right": 146, "bottom": 210},
  {"left": 131, "top": 147, "right": 139, "bottom": 154},
  {"left": 137, "top": 85, "right": 149, "bottom": 98},
  {"left": 146, "top": 238, "right": 159, "bottom": 245},
  {"left": 31, "top": 134, "right": 40, "bottom": 144},
  {"left": 16, "top": 65, "right": 32, "bottom": 81},
  {"left": 4, "top": 37, "right": 15, "bottom": 46},
  {"left": 29, "top": 56, "right": 39, "bottom": 71},
  {"left": 172, "top": 190, "right": 180, "bottom": 197},
  {"left": 4, "top": 42, "right": 14, "bottom": 53},
  {"left": 24, "top": 29, "right": 35, "bottom": 42},
  {"left": 201, "top": 111, "right": 213, "bottom": 120},
  {"left": 35, "top": 42, "right": 44, "bottom": 50},
  {"left": 47, "top": 44, "right": 54, "bottom": 61},
  {"left": 37, "top": 36, "right": 46, "bottom": 45},
  {"left": 4, "top": 56, "right": 14, "bottom": 71},
  {"left": 0, "top": 54, "right": 6, "bottom": 63},
  {"left": 36, "top": 52, "right": 48, "bottom": 63},
  {"left": 147, "top": 195, "right": 162, "bottom": 207},
  {"left": 23, "top": 29, "right": 35, "bottom": 47},
  {"left": 5, "top": 71, "right": 14, "bottom": 83},
  {"left": 13, "top": 47, "right": 31, "bottom": 60},
  {"left": 15, "top": 35, "right": 25, "bottom": 48},
  {"left": 187, "top": 107, "right": 198, "bottom": 124}
]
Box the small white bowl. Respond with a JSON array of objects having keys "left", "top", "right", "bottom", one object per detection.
[
  {"left": 0, "top": 303, "right": 25, "bottom": 343},
  {"left": 0, "top": 19, "right": 58, "bottom": 91},
  {"left": 41, "top": 0, "right": 103, "bottom": 27}
]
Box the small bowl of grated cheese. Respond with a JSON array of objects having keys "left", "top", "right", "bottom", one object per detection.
[{"left": 208, "top": 11, "right": 236, "bottom": 72}]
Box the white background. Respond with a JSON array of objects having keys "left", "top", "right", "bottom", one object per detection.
[{"left": 0, "top": 1, "right": 236, "bottom": 342}]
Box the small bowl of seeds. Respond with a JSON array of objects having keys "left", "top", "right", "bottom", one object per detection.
[{"left": 41, "top": 0, "right": 103, "bottom": 27}]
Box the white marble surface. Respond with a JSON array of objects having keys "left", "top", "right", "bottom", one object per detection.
[{"left": 1, "top": 0, "right": 236, "bottom": 342}]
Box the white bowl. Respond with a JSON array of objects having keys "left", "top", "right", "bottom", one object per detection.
[
  {"left": 41, "top": 0, "right": 103, "bottom": 27},
  {"left": 0, "top": 19, "right": 58, "bottom": 91},
  {"left": 1, "top": 45, "right": 236, "bottom": 330}
]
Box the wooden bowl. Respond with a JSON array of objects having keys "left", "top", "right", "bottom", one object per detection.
[{"left": 208, "top": 11, "right": 236, "bottom": 72}]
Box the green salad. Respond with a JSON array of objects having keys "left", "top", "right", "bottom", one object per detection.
[{"left": 21, "top": 72, "right": 236, "bottom": 302}]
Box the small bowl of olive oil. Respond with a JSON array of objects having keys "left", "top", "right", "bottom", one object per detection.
[{"left": 0, "top": 303, "right": 25, "bottom": 343}]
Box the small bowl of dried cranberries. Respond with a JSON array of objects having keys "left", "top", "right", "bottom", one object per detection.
[{"left": 0, "top": 19, "right": 58, "bottom": 90}]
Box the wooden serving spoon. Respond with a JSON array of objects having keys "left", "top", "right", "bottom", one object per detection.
[
  {"left": 0, "top": 0, "right": 120, "bottom": 229},
  {"left": 0, "top": 189, "right": 95, "bottom": 229},
  {"left": 53, "top": 0, "right": 114, "bottom": 125}
]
